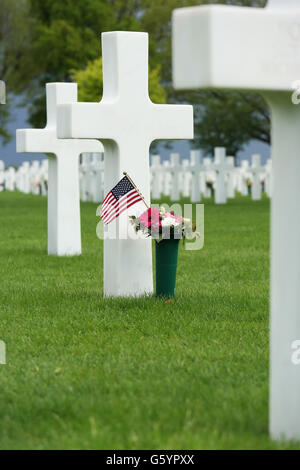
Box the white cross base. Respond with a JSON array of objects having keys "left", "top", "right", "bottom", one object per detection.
[
  {"left": 57, "top": 32, "right": 193, "bottom": 297},
  {"left": 173, "top": 0, "right": 300, "bottom": 440},
  {"left": 17, "top": 83, "right": 103, "bottom": 256}
]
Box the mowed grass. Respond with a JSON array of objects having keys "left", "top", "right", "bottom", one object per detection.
[{"left": 0, "top": 191, "right": 299, "bottom": 450}]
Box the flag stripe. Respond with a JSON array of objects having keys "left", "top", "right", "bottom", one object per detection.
[
  {"left": 103, "top": 192, "right": 142, "bottom": 224},
  {"left": 102, "top": 192, "right": 142, "bottom": 224},
  {"left": 104, "top": 195, "right": 143, "bottom": 225},
  {"left": 102, "top": 191, "right": 111, "bottom": 205},
  {"left": 100, "top": 192, "right": 116, "bottom": 214},
  {"left": 101, "top": 189, "right": 136, "bottom": 219},
  {"left": 101, "top": 192, "right": 114, "bottom": 209},
  {"left": 101, "top": 190, "right": 137, "bottom": 222},
  {"left": 101, "top": 191, "right": 134, "bottom": 221},
  {"left": 100, "top": 175, "right": 143, "bottom": 225}
]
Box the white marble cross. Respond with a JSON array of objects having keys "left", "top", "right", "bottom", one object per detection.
[
  {"left": 17, "top": 83, "right": 103, "bottom": 256},
  {"left": 29, "top": 160, "right": 41, "bottom": 195},
  {"left": 188, "top": 150, "right": 205, "bottom": 203},
  {"left": 39, "top": 160, "right": 49, "bottom": 196},
  {"left": 170, "top": 153, "right": 182, "bottom": 201},
  {"left": 79, "top": 153, "right": 91, "bottom": 202},
  {"left": 57, "top": 32, "right": 193, "bottom": 297},
  {"left": 173, "top": 0, "right": 300, "bottom": 440},
  {"left": 264, "top": 158, "right": 273, "bottom": 198},
  {"left": 248, "top": 154, "right": 264, "bottom": 201},
  {"left": 0, "top": 82, "right": 5, "bottom": 176},
  {"left": 203, "top": 158, "right": 214, "bottom": 198},
  {"left": 90, "top": 153, "right": 105, "bottom": 203},
  {"left": 0, "top": 81, "right": 5, "bottom": 105},
  {"left": 212, "top": 147, "right": 233, "bottom": 204},
  {"left": 237, "top": 160, "right": 250, "bottom": 196},
  {"left": 0, "top": 163, "right": 4, "bottom": 191},
  {"left": 83, "top": 154, "right": 94, "bottom": 202},
  {"left": 0, "top": 161, "right": 5, "bottom": 192},
  {"left": 20, "top": 162, "right": 30, "bottom": 194},
  {"left": 5, "top": 167, "right": 16, "bottom": 191},
  {"left": 151, "top": 154, "right": 162, "bottom": 200},
  {"left": 226, "top": 156, "right": 236, "bottom": 199},
  {"left": 162, "top": 160, "right": 172, "bottom": 197},
  {"left": 181, "top": 159, "right": 191, "bottom": 198}
]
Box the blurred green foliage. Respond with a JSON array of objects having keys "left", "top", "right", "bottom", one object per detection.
[
  {"left": 0, "top": 0, "right": 269, "bottom": 155},
  {"left": 71, "top": 58, "right": 166, "bottom": 104}
]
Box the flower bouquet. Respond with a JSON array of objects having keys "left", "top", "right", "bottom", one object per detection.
[{"left": 129, "top": 207, "right": 197, "bottom": 298}]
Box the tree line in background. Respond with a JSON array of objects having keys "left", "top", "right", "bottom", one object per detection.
[{"left": 0, "top": 0, "right": 269, "bottom": 156}]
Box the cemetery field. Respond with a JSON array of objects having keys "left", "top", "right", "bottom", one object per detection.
[{"left": 0, "top": 191, "right": 299, "bottom": 450}]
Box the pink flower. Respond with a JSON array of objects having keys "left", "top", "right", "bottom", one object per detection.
[{"left": 139, "top": 208, "right": 161, "bottom": 229}]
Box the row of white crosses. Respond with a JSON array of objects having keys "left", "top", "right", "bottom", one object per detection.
[
  {"left": 230, "top": 154, "right": 271, "bottom": 200},
  {"left": 0, "top": 160, "right": 47, "bottom": 195},
  {"left": 17, "top": 32, "right": 193, "bottom": 297},
  {"left": 150, "top": 151, "right": 271, "bottom": 203},
  {"left": 0, "top": 78, "right": 18, "bottom": 193},
  {"left": 2, "top": 151, "right": 271, "bottom": 202},
  {"left": 173, "top": 0, "right": 300, "bottom": 440},
  {"left": 2, "top": 155, "right": 105, "bottom": 201},
  {"left": 80, "top": 152, "right": 104, "bottom": 203},
  {"left": 14, "top": 160, "right": 49, "bottom": 195}
]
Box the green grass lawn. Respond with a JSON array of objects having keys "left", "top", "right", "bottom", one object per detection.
[{"left": 0, "top": 191, "right": 299, "bottom": 450}]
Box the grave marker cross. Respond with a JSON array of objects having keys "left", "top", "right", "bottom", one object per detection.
[
  {"left": 0, "top": 81, "right": 5, "bottom": 185},
  {"left": 181, "top": 159, "right": 191, "bottom": 198},
  {"left": 264, "top": 159, "right": 273, "bottom": 198},
  {"left": 90, "top": 154, "right": 105, "bottom": 203},
  {"left": 57, "top": 31, "right": 193, "bottom": 297},
  {"left": 0, "top": 161, "right": 5, "bottom": 192},
  {"left": 249, "top": 154, "right": 265, "bottom": 201},
  {"left": 17, "top": 83, "right": 103, "bottom": 256},
  {"left": 226, "top": 156, "right": 236, "bottom": 199},
  {"left": 173, "top": 0, "right": 300, "bottom": 440},
  {"left": 0, "top": 81, "right": 5, "bottom": 105},
  {"left": 212, "top": 147, "right": 232, "bottom": 205},
  {"left": 170, "top": 153, "right": 182, "bottom": 202},
  {"left": 188, "top": 150, "right": 205, "bottom": 203},
  {"left": 151, "top": 155, "right": 162, "bottom": 200},
  {"left": 162, "top": 160, "right": 172, "bottom": 197}
]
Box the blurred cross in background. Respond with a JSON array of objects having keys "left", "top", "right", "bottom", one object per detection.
[{"left": 0, "top": 81, "right": 5, "bottom": 105}]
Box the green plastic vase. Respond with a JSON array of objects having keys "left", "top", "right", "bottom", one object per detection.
[{"left": 155, "top": 238, "right": 180, "bottom": 298}]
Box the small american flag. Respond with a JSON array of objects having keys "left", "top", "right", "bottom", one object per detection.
[{"left": 100, "top": 175, "right": 143, "bottom": 225}]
